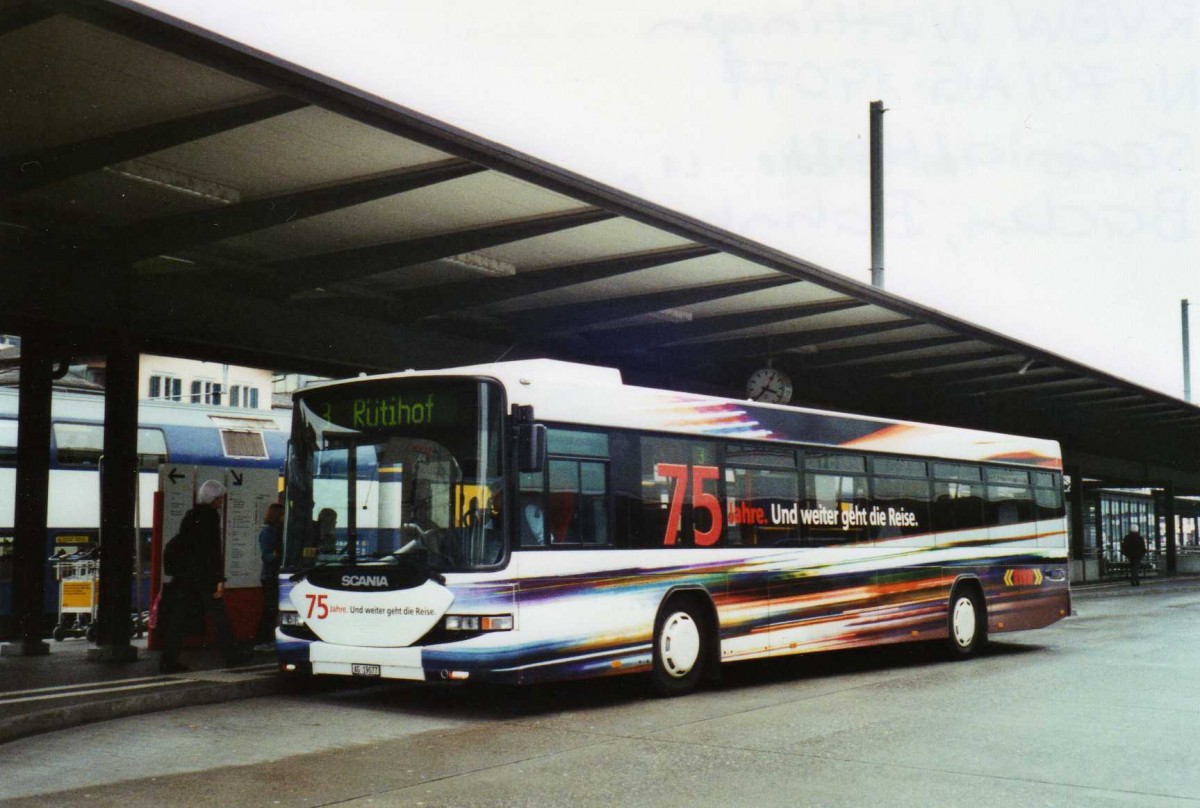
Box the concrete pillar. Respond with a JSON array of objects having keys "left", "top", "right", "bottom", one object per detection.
[
  {"left": 1065, "top": 464, "right": 1086, "bottom": 582},
  {"left": 1163, "top": 482, "right": 1178, "bottom": 574},
  {"left": 88, "top": 337, "right": 139, "bottom": 662},
  {"left": 1, "top": 335, "right": 55, "bottom": 657}
]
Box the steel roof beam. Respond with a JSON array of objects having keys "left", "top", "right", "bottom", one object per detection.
[
  {"left": 1034, "top": 387, "right": 1134, "bottom": 403},
  {"left": 1, "top": 95, "right": 306, "bottom": 199},
  {"left": 965, "top": 376, "right": 1098, "bottom": 398},
  {"left": 589, "top": 298, "right": 867, "bottom": 353},
  {"left": 388, "top": 244, "right": 718, "bottom": 320},
  {"left": 1111, "top": 401, "right": 1179, "bottom": 413},
  {"left": 1059, "top": 394, "right": 1145, "bottom": 409},
  {"left": 663, "top": 319, "right": 920, "bottom": 364},
  {"left": 852, "top": 348, "right": 1010, "bottom": 377},
  {"left": 117, "top": 159, "right": 484, "bottom": 262},
  {"left": 511, "top": 275, "right": 797, "bottom": 335},
  {"left": 803, "top": 335, "right": 972, "bottom": 368},
  {"left": 254, "top": 207, "right": 617, "bottom": 296},
  {"left": 943, "top": 366, "right": 1073, "bottom": 390}
]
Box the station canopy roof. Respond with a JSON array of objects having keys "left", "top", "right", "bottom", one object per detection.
[{"left": 2, "top": 0, "right": 1198, "bottom": 489}]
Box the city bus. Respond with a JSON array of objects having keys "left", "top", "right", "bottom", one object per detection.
[{"left": 276, "top": 359, "right": 1070, "bottom": 695}]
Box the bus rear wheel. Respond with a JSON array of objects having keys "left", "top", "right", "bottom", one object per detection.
[
  {"left": 947, "top": 585, "right": 986, "bottom": 659},
  {"left": 651, "top": 598, "right": 707, "bottom": 697}
]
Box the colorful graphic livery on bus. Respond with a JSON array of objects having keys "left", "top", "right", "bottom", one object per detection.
[{"left": 277, "top": 359, "right": 1069, "bottom": 694}]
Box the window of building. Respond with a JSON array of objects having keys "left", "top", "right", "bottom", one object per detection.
[
  {"left": 148, "top": 374, "right": 182, "bottom": 402},
  {"left": 191, "top": 380, "right": 223, "bottom": 406},
  {"left": 230, "top": 385, "right": 260, "bottom": 409}
]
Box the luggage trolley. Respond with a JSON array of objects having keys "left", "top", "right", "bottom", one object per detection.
[{"left": 51, "top": 552, "right": 100, "bottom": 641}]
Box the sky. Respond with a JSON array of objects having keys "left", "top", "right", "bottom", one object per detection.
[{"left": 141, "top": 0, "right": 1200, "bottom": 400}]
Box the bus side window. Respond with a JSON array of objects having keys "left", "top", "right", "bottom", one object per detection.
[
  {"left": 547, "top": 459, "right": 610, "bottom": 545},
  {"left": 801, "top": 452, "right": 869, "bottom": 546},
  {"left": 931, "top": 463, "right": 984, "bottom": 535},
  {"left": 518, "top": 470, "right": 546, "bottom": 547},
  {"left": 725, "top": 464, "right": 799, "bottom": 546},
  {"left": 639, "top": 436, "right": 722, "bottom": 548},
  {"left": 985, "top": 467, "right": 1035, "bottom": 527}
]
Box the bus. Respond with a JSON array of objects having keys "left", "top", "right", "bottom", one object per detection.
[
  {"left": 0, "top": 389, "right": 288, "bottom": 638},
  {"left": 276, "top": 359, "right": 1070, "bottom": 695}
]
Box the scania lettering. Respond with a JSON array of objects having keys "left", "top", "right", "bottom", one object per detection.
[
  {"left": 341, "top": 575, "right": 389, "bottom": 587},
  {"left": 275, "top": 360, "right": 1070, "bottom": 695}
]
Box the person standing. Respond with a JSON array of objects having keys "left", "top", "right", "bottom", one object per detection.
[
  {"left": 158, "top": 480, "right": 248, "bottom": 672},
  {"left": 254, "top": 502, "right": 284, "bottom": 652},
  {"left": 1120, "top": 524, "right": 1147, "bottom": 587}
]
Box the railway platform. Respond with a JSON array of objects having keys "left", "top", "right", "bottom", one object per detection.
[{"left": 0, "top": 636, "right": 281, "bottom": 745}]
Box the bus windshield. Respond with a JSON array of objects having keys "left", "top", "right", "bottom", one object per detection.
[{"left": 283, "top": 379, "right": 505, "bottom": 573}]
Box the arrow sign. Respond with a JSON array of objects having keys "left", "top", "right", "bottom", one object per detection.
[
  {"left": 229, "top": 469, "right": 244, "bottom": 486},
  {"left": 166, "top": 467, "right": 184, "bottom": 484}
]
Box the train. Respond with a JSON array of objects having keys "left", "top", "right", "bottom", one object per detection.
[{"left": 0, "top": 388, "right": 288, "bottom": 639}]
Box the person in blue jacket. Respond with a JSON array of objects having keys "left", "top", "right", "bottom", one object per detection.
[{"left": 255, "top": 502, "right": 285, "bottom": 651}]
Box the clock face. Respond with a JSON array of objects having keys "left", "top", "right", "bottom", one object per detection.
[{"left": 746, "top": 367, "right": 793, "bottom": 404}]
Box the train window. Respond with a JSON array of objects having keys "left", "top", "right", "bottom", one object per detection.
[
  {"left": 0, "top": 534, "right": 11, "bottom": 583},
  {"left": 137, "top": 428, "right": 167, "bottom": 472},
  {"left": 0, "top": 420, "right": 16, "bottom": 465},
  {"left": 54, "top": 423, "right": 103, "bottom": 466},
  {"left": 221, "top": 429, "right": 268, "bottom": 459},
  {"left": 54, "top": 423, "right": 171, "bottom": 468}
]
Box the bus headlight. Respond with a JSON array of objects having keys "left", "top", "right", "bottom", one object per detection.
[{"left": 444, "top": 614, "right": 513, "bottom": 632}]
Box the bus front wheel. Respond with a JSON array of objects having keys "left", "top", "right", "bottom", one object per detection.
[
  {"left": 651, "top": 599, "right": 707, "bottom": 697},
  {"left": 947, "top": 585, "right": 986, "bottom": 659}
]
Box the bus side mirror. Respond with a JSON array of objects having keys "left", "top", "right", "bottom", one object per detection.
[{"left": 516, "top": 424, "right": 546, "bottom": 473}]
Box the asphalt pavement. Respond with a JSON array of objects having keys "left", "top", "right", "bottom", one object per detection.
[{"left": 0, "top": 573, "right": 1194, "bottom": 748}]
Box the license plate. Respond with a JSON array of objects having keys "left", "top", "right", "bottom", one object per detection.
[{"left": 351, "top": 664, "right": 381, "bottom": 677}]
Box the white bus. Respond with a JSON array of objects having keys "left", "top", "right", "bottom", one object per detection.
[{"left": 276, "top": 359, "right": 1070, "bottom": 695}]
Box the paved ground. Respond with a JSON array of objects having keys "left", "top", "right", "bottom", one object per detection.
[{"left": 2, "top": 579, "right": 1198, "bottom": 807}]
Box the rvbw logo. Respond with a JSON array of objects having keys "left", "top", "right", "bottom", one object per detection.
[{"left": 341, "top": 574, "right": 389, "bottom": 587}]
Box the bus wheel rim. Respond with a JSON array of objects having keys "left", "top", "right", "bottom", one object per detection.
[
  {"left": 660, "top": 612, "right": 701, "bottom": 678},
  {"left": 952, "top": 596, "right": 977, "bottom": 647}
]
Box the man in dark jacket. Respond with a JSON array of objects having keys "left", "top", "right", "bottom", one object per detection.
[
  {"left": 1120, "top": 524, "right": 1147, "bottom": 587},
  {"left": 158, "top": 480, "right": 248, "bottom": 672}
]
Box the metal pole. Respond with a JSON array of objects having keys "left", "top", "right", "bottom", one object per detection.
[
  {"left": 1183, "top": 299, "right": 1192, "bottom": 403},
  {"left": 869, "top": 100, "right": 886, "bottom": 289}
]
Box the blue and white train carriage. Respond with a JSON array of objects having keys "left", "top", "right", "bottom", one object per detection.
[{"left": 0, "top": 389, "right": 288, "bottom": 637}]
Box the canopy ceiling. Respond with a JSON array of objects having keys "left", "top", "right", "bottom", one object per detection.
[{"left": 2, "top": 0, "right": 1197, "bottom": 489}]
